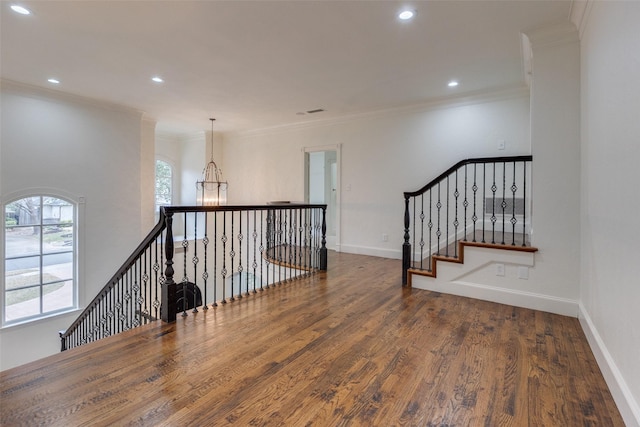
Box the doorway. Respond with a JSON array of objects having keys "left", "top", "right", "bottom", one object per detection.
[{"left": 304, "top": 145, "right": 340, "bottom": 251}]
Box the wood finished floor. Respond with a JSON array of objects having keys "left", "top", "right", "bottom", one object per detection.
[{"left": 1, "top": 252, "right": 624, "bottom": 426}]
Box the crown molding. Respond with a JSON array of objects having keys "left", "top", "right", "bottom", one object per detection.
[
  {"left": 523, "top": 21, "right": 579, "bottom": 49},
  {"left": 569, "top": 0, "right": 594, "bottom": 39},
  {"left": 228, "top": 84, "right": 530, "bottom": 139},
  {"left": 0, "top": 79, "right": 145, "bottom": 118}
]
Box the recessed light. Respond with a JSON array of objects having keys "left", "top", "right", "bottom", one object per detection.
[
  {"left": 398, "top": 10, "right": 415, "bottom": 20},
  {"left": 10, "top": 4, "right": 31, "bottom": 15},
  {"left": 448, "top": 80, "right": 459, "bottom": 87},
  {"left": 151, "top": 76, "right": 164, "bottom": 83},
  {"left": 47, "top": 78, "right": 60, "bottom": 84}
]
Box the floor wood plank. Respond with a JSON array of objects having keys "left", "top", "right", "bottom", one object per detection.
[{"left": 0, "top": 252, "right": 625, "bottom": 426}]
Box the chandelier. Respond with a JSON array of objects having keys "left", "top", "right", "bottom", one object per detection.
[{"left": 196, "top": 118, "right": 227, "bottom": 206}]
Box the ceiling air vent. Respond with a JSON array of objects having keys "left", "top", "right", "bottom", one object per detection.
[{"left": 306, "top": 109, "right": 325, "bottom": 114}]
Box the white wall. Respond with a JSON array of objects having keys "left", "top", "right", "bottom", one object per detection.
[
  {"left": 224, "top": 89, "right": 531, "bottom": 258},
  {"left": 577, "top": 2, "right": 640, "bottom": 424},
  {"left": 0, "top": 81, "right": 147, "bottom": 370}
]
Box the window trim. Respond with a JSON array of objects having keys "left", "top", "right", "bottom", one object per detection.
[{"left": 2, "top": 189, "right": 84, "bottom": 328}]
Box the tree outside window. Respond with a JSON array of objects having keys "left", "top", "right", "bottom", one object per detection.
[
  {"left": 3, "top": 196, "right": 76, "bottom": 324},
  {"left": 155, "top": 159, "right": 172, "bottom": 209}
]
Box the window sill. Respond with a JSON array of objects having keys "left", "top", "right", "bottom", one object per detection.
[{"left": 1, "top": 307, "right": 83, "bottom": 331}]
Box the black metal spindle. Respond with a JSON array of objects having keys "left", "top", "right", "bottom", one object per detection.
[
  {"left": 221, "top": 211, "right": 227, "bottom": 303},
  {"left": 237, "top": 211, "right": 243, "bottom": 299},
  {"left": 202, "top": 212, "right": 209, "bottom": 309},
  {"left": 419, "top": 194, "right": 425, "bottom": 270},
  {"left": 511, "top": 162, "right": 517, "bottom": 246},
  {"left": 454, "top": 170, "right": 459, "bottom": 258},
  {"left": 446, "top": 176, "right": 450, "bottom": 257},
  {"left": 523, "top": 161, "right": 527, "bottom": 246},
  {"left": 428, "top": 189, "right": 432, "bottom": 271},
  {"left": 501, "top": 162, "right": 506, "bottom": 244},
  {"left": 192, "top": 212, "right": 198, "bottom": 313},
  {"left": 436, "top": 182, "right": 442, "bottom": 255},
  {"left": 463, "top": 165, "right": 468, "bottom": 242}
]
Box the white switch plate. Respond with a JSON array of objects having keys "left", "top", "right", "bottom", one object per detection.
[
  {"left": 498, "top": 140, "right": 506, "bottom": 150},
  {"left": 495, "top": 263, "right": 505, "bottom": 276}
]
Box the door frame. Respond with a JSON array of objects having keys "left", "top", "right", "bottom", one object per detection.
[{"left": 303, "top": 143, "right": 341, "bottom": 252}]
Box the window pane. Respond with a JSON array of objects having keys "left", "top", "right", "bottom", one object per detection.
[
  {"left": 155, "top": 160, "right": 172, "bottom": 206},
  {"left": 43, "top": 225, "right": 74, "bottom": 254},
  {"left": 42, "top": 197, "right": 73, "bottom": 225},
  {"left": 5, "top": 287, "right": 41, "bottom": 322},
  {"left": 43, "top": 252, "right": 73, "bottom": 282},
  {"left": 5, "top": 197, "right": 41, "bottom": 226},
  {"left": 5, "top": 256, "right": 40, "bottom": 289},
  {"left": 43, "top": 280, "right": 73, "bottom": 313},
  {"left": 5, "top": 226, "right": 41, "bottom": 257}
]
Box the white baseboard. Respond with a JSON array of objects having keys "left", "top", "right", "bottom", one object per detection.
[
  {"left": 579, "top": 303, "right": 640, "bottom": 427},
  {"left": 339, "top": 244, "right": 402, "bottom": 260},
  {"left": 411, "top": 276, "right": 578, "bottom": 317}
]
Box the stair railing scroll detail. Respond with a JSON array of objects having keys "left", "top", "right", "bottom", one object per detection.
[
  {"left": 60, "top": 204, "right": 327, "bottom": 351},
  {"left": 402, "top": 156, "right": 533, "bottom": 285}
]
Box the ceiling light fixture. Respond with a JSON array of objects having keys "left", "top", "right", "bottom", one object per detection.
[
  {"left": 10, "top": 4, "right": 31, "bottom": 15},
  {"left": 448, "top": 80, "right": 459, "bottom": 87},
  {"left": 398, "top": 10, "right": 415, "bottom": 20},
  {"left": 151, "top": 76, "right": 164, "bottom": 83},
  {"left": 196, "top": 118, "right": 228, "bottom": 206},
  {"left": 48, "top": 78, "right": 60, "bottom": 84}
]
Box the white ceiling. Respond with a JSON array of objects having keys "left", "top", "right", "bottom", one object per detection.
[{"left": 1, "top": 1, "right": 571, "bottom": 135}]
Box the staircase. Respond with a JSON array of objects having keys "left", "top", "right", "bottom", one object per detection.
[{"left": 402, "top": 156, "right": 537, "bottom": 286}]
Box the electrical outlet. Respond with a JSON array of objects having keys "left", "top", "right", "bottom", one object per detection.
[
  {"left": 382, "top": 233, "right": 388, "bottom": 242},
  {"left": 518, "top": 266, "right": 529, "bottom": 280},
  {"left": 495, "top": 263, "right": 505, "bottom": 276}
]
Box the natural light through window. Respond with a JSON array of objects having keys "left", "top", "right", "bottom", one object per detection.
[
  {"left": 3, "top": 196, "right": 77, "bottom": 325},
  {"left": 155, "top": 160, "right": 173, "bottom": 210}
]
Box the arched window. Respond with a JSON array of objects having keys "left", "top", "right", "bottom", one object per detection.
[
  {"left": 3, "top": 196, "right": 77, "bottom": 325},
  {"left": 155, "top": 159, "right": 173, "bottom": 210}
]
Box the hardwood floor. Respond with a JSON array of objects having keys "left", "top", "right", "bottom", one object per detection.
[{"left": 1, "top": 252, "right": 624, "bottom": 426}]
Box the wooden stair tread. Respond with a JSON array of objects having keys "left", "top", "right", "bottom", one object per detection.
[{"left": 407, "top": 240, "right": 538, "bottom": 286}]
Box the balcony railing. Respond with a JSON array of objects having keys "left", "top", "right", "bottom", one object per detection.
[{"left": 60, "top": 204, "right": 327, "bottom": 351}]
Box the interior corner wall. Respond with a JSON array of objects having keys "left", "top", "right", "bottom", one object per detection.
[
  {"left": 527, "top": 25, "right": 582, "bottom": 304},
  {"left": 222, "top": 93, "right": 531, "bottom": 259},
  {"left": 578, "top": 2, "right": 640, "bottom": 424},
  {"left": 0, "top": 83, "right": 145, "bottom": 371}
]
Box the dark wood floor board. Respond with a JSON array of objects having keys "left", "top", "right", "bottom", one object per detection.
[{"left": 1, "top": 252, "right": 625, "bottom": 426}]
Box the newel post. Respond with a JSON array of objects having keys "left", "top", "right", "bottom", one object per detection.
[
  {"left": 319, "top": 206, "right": 327, "bottom": 271},
  {"left": 161, "top": 211, "right": 177, "bottom": 322},
  {"left": 402, "top": 194, "right": 411, "bottom": 285}
]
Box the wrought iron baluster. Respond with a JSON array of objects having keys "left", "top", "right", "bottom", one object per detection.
[
  {"left": 463, "top": 165, "right": 468, "bottom": 242},
  {"left": 523, "top": 161, "right": 527, "bottom": 246},
  {"left": 472, "top": 164, "right": 478, "bottom": 242},
  {"left": 436, "top": 182, "right": 442, "bottom": 255},
  {"left": 202, "top": 212, "right": 209, "bottom": 309},
  {"left": 491, "top": 163, "right": 497, "bottom": 244},
  {"left": 237, "top": 210, "right": 243, "bottom": 298},
  {"left": 260, "top": 210, "right": 265, "bottom": 291},
  {"left": 230, "top": 211, "right": 236, "bottom": 301},
  {"left": 501, "top": 162, "right": 507, "bottom": 244},
  {"left": 221, "top": 211, "right": 227, "bottom": 304},
  {"left": 454, "top": 170, "right": 459, "bottom": 258},
  {"left": 482, "top": 164, "right": 487, "bottom": 243},
  {"left": 446, "top": 175, "right": 450, "bottom": 257},
  {"left": 251, "top": 211, "right": 257, "bottom": 293},
  {"left": 428, "top": 190, "right": 433, "bottom": 271},
  {"left": 192, "top": 212, "right": 199, "bottom": 313},
  {"left": 213, "top": 211, "right": 218, "bottom": 306},
  {"left": 511, "top": 161, "right": 517, "bottom": 246},
  {"left": 419, "top": 194, "right": 425, "bottom": 270},
  {"left": 181, "top": 212, "right": 188, "bottom": 317}
]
